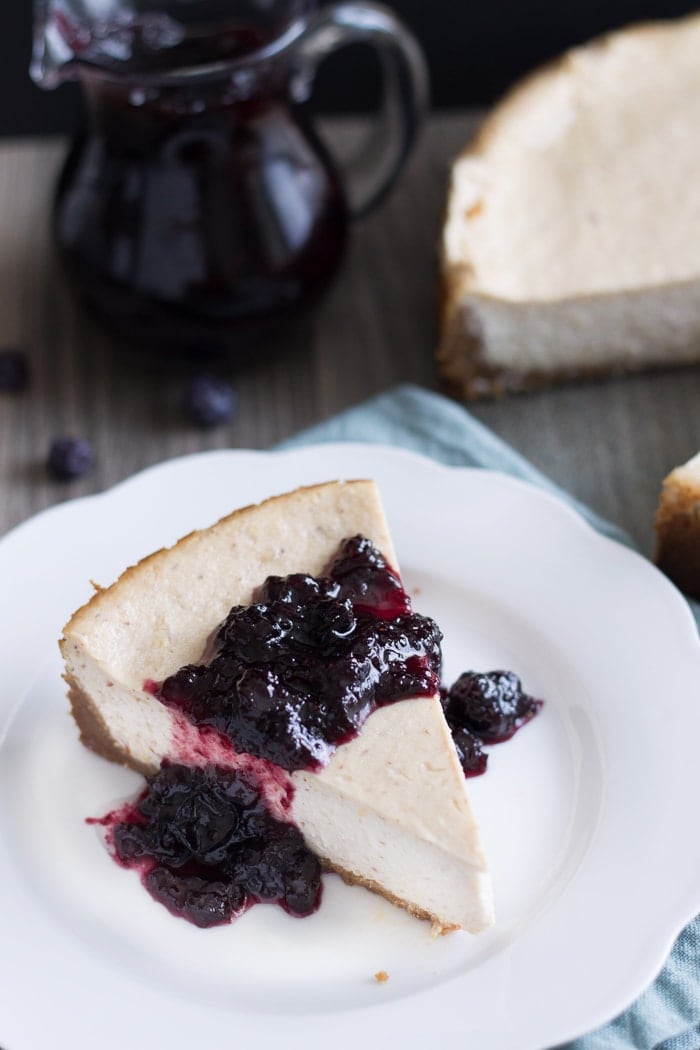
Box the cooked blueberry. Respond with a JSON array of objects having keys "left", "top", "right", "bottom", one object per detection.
[
  {"left": 450, "top": 727, "right": 487, "bottom": 776},
  {"left": 331, "top": 535, "right": 412, "bottom": 617},
  {"left": 145, "top": 867, "right": 242, "bottom": 928},
  {"left": 445, "top": 670, "right": 542, "bottom": 743},
  {"left": 0, "top": 350, "right": 29, "bottom": 393},
  {"left": 183, "top": 374, "right": 237, "bottom": 428},
  {"left": 47, "top": 436, "right": 95, "bottom": 480}
]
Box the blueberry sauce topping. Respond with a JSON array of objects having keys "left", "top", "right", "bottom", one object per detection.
[
  {"left": 109, "top": 763, "right": 322, "bottom": 927},
  {"left": 449, "top": 722, "right": 488, "bottom": 778},
  {"left": 442, "top": 671, "right": 543, "bottom": 775},
  {"left": 156, "top": 536, "right": 442, "bottom": 771}
]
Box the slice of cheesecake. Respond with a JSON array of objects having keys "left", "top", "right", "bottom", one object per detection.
[
  {"left": 61, "top": 480, "right": 494, "bottom": 933},
  {"left": 439, "top": 11, "right": 700, "bottom": 398}
]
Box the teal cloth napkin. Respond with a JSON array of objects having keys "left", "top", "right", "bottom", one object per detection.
[{"left": 279, "top": 383, "right": 700, "bottom": 1050}]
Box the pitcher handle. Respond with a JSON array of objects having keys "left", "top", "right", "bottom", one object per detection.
[{"left": 293, "top": 2, "right": 429, "bottom": 218}]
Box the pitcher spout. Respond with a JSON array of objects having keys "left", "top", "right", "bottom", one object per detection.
[{"left": 31, "top": 0, "right": 186, "bottom": 87}]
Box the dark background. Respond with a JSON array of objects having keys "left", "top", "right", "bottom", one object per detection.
[{"left": 2, "top": 0, "right": 696, "bottom": 135}]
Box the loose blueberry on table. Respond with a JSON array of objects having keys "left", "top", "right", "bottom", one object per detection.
[
  {"left": 104, "top": 536, "right": 543, "bottom": 925},
  {"left": 0, "top": 349, "right": 30, "bottom": 393},
  {"left": 182, "top": 374, "right": 237, "bottom": 429},
  {"left": 47, "top": 436, "right": 95, "bottom": 480}
]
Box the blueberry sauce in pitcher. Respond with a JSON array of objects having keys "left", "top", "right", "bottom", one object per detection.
[{"left": 49, "top": 6, "right": 348, "bottom": 357}]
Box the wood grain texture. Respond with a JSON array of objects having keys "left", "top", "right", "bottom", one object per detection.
[{"left": 0, "top": 113, "right": 699, "bottom": 557}]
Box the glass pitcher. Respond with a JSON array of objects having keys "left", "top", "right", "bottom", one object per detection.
[{"left": 32, "top": 0, "right": 427, "bottom": 361}]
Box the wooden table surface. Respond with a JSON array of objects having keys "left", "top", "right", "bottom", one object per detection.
[{"left": 1, "top": 111, "right": 699, "bottom": 558}]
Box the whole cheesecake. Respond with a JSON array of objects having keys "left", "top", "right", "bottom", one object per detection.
[
  {"left": 61, "top": 480, "right": 494, "bottom": 934},
  {"left": 439, "top": 11, "right": 700, "bottom": 397}
]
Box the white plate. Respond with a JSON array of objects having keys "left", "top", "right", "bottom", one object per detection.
[{"left": 1, "top": 444, "right": 699, "bottom": 1050}]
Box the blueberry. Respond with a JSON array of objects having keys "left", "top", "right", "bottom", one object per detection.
[
  {"left": 47, "top": 436, "right": 95, "bottom": 480},
  {"left": 0, "top": 350, "right": 30, "bottom": 393},
  {"left": 451, "top": 726, "right": 488, "bottom": 777},
  {"left": 445, "top": 670, "right": 542, "bottom": 743},
  {"left": 183, "top": 375, "right": 237, "bottom": 429}
]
